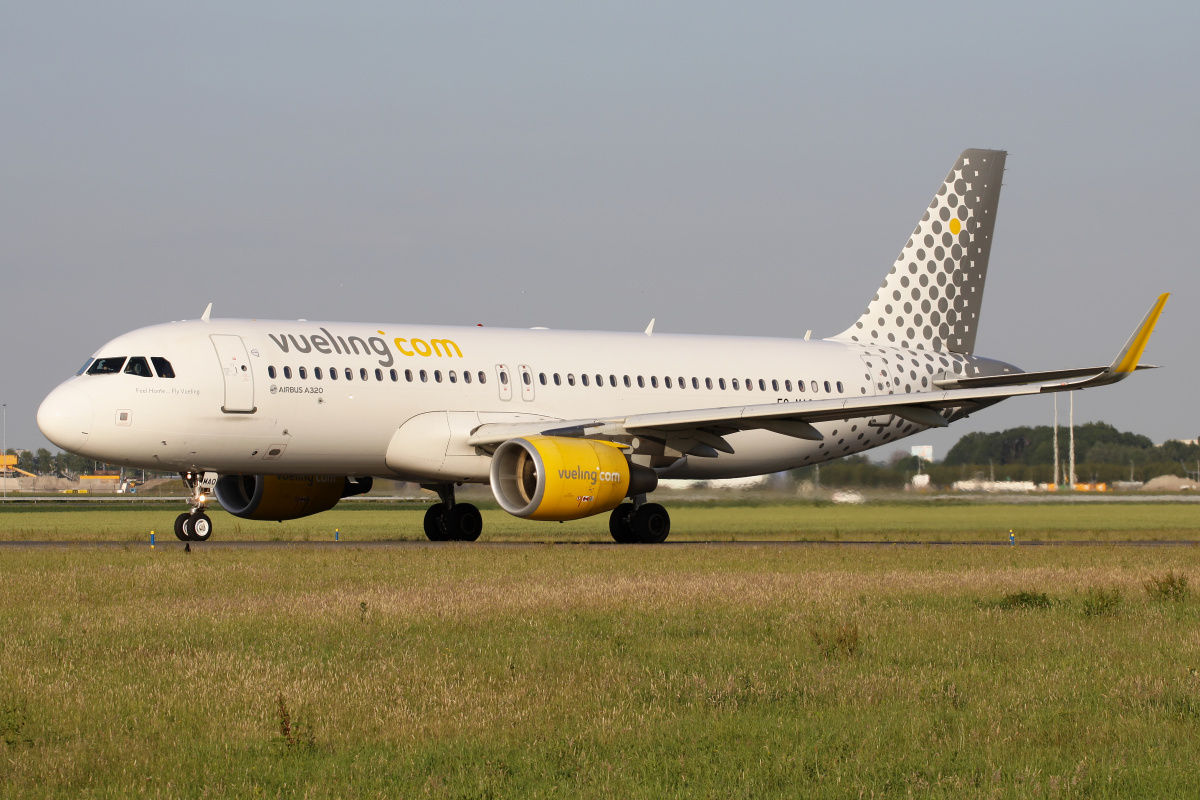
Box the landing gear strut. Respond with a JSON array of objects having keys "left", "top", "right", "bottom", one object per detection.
[
  {"left": 609, "top": 497, "right": 671, "bottom": 544},
  {"left": 421, "top": 483, "right": 482, "bottom": 542},
  {"left": 175, "top": 471, "right": 215, "bottom": 542}
]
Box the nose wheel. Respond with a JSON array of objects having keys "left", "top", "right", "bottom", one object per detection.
[{"left": 174, "top": 511, "right": 213, "bottom": 542}]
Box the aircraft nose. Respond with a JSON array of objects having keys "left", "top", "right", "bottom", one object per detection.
[{"left": 37, "top": 384, "right": 93, "bottom": 452}]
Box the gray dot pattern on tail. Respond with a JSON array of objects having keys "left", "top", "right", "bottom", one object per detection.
[{"left": 836, "top": 149, "right": 1006, "bottom": 356}]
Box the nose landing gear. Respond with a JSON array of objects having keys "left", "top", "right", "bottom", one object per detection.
[{"left": 175, "top": 471, "right": 216, "bottom": 542}]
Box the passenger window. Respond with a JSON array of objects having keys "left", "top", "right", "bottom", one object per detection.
[
  {"left": 692, "top": 377, "right": 700, "bottom": 389},
  {"left": 151, "top": 357, "right": 175, "bottom": 378},
  {"left": 420, "top": 370, "right": 428, "bottom": 382},
  {"left": 610, "top": 374, "right": 617, "bottom": 387},
  {"left": 824, "top": 381, "right": 832, "bottom": 393},
  {"left": 719, "top": 378, "right": 726, "bottom": 390},
  {"left": 624, "top": 375, "right": 631, "bottom": 388},
  {"left": 299, "top": 366, "right": 308, "bottom": 379},
  {"left": 759, "top": 379, "right": 766, "bottom": 391},
  {"left": 87, "top": 357, "right": 127, "bottom": 375},
  {"left": 499, "top": 371, "right": 508, "bottom": 385},
  {"left": 836, "top": 381, "right": 844, "bottom": 393},
  {"left": 678, "top": 377, "right": 686, "bottom": 389},
  {"left": 124, "top": 357, "right": 153, "bottom": 377},
  {"left": 330, "top": 367, "right": 338, "bottom": 381},
  {"left": 798, "top": 380, "right": 805, "bottom": 392},
  {"left": 464, "top": 371, "right": 472, "bottom": 384},
  {"left": 268, "top": 366, "right": 277, "bottom": 379},
  {"left": 434, "top": 370, "right": 442, "bottom": 383},
  {"left": 478, "top": 371, "right": 487, "bottom": 384},
  {"left": 405, "top": 369, "right": 413, "bottom": 382},
  {"left": 315, "top": 367, "right": 323, "bottom": 380},
  {"left": 522, "top": 372, "right": 532, "bottom": 385},
  {"left": 746, "top": 379, "right": 753, "bottom": 391},
  {"left": 390, "top": 369, "right": 398, "bottom": 381},
  {"left": 651, "top": 376, "right": 659, "bottom": 388},
  {"left": 449, "top": 370, "right": 457, "bottom": 383},
  {"left": 582, "top": 374, "right": 590, "bottom": 386},
  {"left": 731, "top": 378, "right": 739, "bottom": 390},
  {"left": 375, "top": 368, "right": 383, "bottom": 381},
  {"left": 771, "top": 379, "right": 779, "bottom": 392},
  {"left": 553, "top": 373, "right": 561, "bottom": 386},
  {"left": 567, "top": 374, "right": 575, "bottom": 386},
  {"left": 785, "top": 380, "right": 792, "bottom": 392},
  {"left": 637, "top": 376, "right": 645, "bottom": 388},
  {"left": 595, "top": 374, "right": 603, "bottom": 387},
  {"left": 360, "top": 368, "right": 369, "bottom": 381},
  {"left": 76, "top": 358, "right": 94, "bottom": 375},
  {"left": 539, "top": 373, "right": 547, "bottom": 386},
  {"left": 705, "top": 377, "right": 713, "bottom": 389},
  {"left": 811, "top": 380, "right": 819, "bottom": 393},
  {"left": 345, "top": 368, "right": 354, "bottom": 381},
  {"left": 664, "top": 376, "right": 672, "bottom": 388},
  {"left": 283, "top": 366, "right": 292, "bottom": 379}
]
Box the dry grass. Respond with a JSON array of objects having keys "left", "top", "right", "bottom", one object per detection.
[{"left": 2, "top": 543, "right": 1200, "bottom": 796}]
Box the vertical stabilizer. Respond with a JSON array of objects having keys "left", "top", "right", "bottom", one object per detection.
[{"left": 834, "top": 149, "right": 1006, "bottom": 354}]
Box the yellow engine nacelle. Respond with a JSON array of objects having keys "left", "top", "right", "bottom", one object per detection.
[
  {"left": 490, "top": 436, "right": 656, "bottom": 521},
  {"left": 214, "top": 474, "right": 372, "bottom": 521}
]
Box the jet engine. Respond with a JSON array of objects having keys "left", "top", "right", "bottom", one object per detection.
[
  {"left": 214, "top": 474, "right": 373, "bottom": 521},
  {"left": 490, "top": 436, "right": 657, "bottom": 521}
]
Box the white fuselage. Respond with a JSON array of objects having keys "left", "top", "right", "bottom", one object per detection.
[{"left": 39, "top": 319, "right": 995, "bottom": 481}]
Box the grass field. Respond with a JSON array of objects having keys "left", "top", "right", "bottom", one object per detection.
[
  {"left": 2, "top": 499, "right": 1200, "bottom": 543},
  {"left": 3, "top": 505, "right": 1200, "bottom": 797}
]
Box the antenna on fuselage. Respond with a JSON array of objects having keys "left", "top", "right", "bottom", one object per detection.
[
  {"left": 644, "top": 318, "right": 655, "bottom": 336},
  {"left": 200, "top": 303, "right": 212, "bottom": 322}
]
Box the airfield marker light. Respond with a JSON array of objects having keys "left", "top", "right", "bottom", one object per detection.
[
  {"left": 150, "top": 531, "right": 155, "bottom": 549},
  {"left": 335, "top": 528, "right": 340, "bottom": 542},
  {"left": 1009, "top": 530, "right": 1015, "bottom": 547}
]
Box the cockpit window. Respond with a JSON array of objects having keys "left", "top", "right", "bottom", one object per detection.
[
  {"left": 87, "top": 357, "right": 127, "bottom": 375},
  {"left": 151, "top": 357, "right": 176, "bottom": 378},
  {"left": 124, "top": 357, "right": 153, "bottom": 377},
  {"left": 76, "top": 358, "right": 94, "bottom": 376}
]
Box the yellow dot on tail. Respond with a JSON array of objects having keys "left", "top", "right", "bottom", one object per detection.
[{"left": 949, "top": 218, "right": 961, "bottom": 235}]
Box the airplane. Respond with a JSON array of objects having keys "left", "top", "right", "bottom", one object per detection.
[{"left": 37, "top": 149, "right": 1168, "bottom": 544}]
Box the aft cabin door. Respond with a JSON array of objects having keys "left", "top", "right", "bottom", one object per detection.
[{"left": 211, "top": 334, "right": 256, "bottom": 413}]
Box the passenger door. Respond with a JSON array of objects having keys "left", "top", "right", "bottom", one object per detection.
[{"left": 211, "top": 334, "right": 256, "bottom": 413}]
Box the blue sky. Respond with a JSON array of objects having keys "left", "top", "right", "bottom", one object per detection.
[{"left": 3, "top": 2, "right": 1197, "bottom": 458}]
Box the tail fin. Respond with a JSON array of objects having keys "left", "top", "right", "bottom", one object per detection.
[{"left": 834, "top": 149, "right": 1006, "bottom": 354}]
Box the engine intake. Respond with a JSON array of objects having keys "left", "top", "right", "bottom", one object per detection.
[
  {"left": 214, "top": 474, "right": 372, "bottom": 521},
  {"left": 490, "top": 436, "right": 657, "bottom": 521}
]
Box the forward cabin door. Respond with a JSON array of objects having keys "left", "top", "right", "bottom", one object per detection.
[
  {"left": 211, "top": 334, "right": 257, "bottom": 413},
  {"left": 495, "top": 364, "right": 513, "bottom": 401}
]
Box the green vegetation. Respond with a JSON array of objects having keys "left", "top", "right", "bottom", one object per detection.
[
  {"left": 4, "top": 499, "right": 1200, "bottom": 542},
  {"left": 2, "top": 544, "right": 1200, "bottom": 797}
]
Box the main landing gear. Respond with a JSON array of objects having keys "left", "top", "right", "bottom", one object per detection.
[
  {"left": 175, "top": 471, "right": 215, "bottom": 542},
  {"left": 609, "top": 499, "right": 671, "bottom": 544},
  {"left": 422, "top": 483, "right": 482, "bottom": 542}
]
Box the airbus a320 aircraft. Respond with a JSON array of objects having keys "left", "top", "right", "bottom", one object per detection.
[{"left": 38, "top": 150, "right": 1168, "bottom": 544}]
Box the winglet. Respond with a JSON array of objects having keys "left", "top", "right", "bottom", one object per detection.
[
  {"left": 1111, "top": 293, "right": 1169, "bottom": 374},
  {"left": 200, "top": 303, "right": 213, "bottom": 322}
]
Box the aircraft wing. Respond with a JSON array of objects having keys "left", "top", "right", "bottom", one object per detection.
[{"left": 466, "top": 293, "right": 1168, "bottom": 455}]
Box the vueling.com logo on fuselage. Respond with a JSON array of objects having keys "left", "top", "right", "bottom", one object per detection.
[
  {"left": 558, "top": 467, "right": 623, "bottom": 485},
  {"left": 267, "top": 328, "right": 462, "bottom": 368}
]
